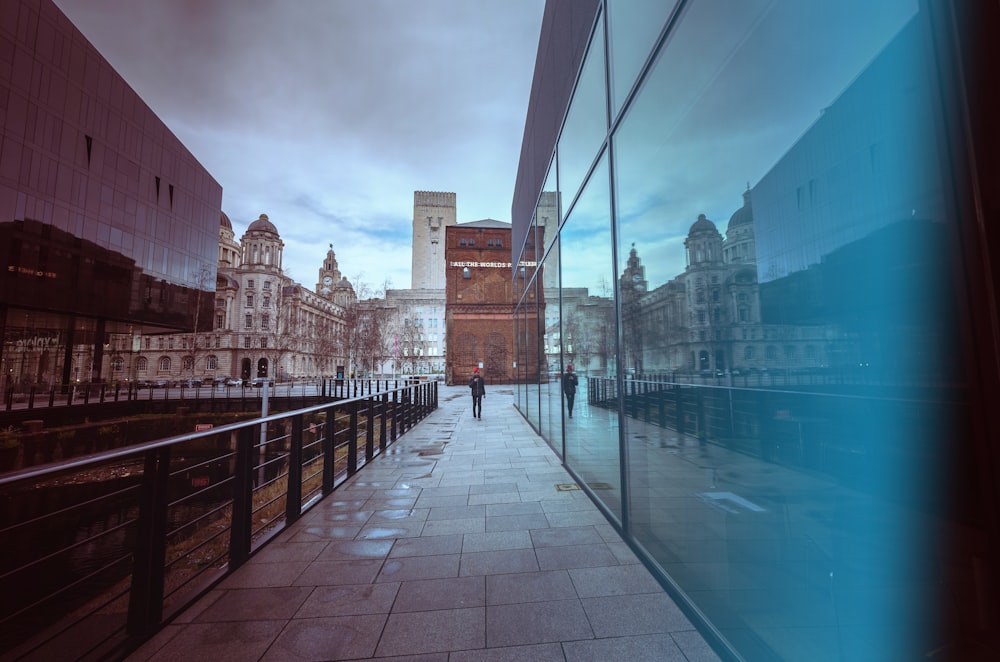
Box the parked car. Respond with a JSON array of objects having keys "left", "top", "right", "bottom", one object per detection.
[
  {"left": 151, "top": 379, "right": 170, "bottom": 388},
  {"left": 249, "top": 377, "right": 273, "bottom": 388},
  {"left": 224, "top": 377, "right": 243, "bottom": 387},
  {"left": 179, "top": 379, "right": 204, "bottom": 388}
]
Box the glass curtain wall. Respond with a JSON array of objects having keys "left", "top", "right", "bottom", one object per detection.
[{"left": 515, "top": 0, "right": 976, "bottom": 659}]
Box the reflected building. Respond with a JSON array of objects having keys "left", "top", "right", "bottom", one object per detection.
[
  {"left": 622, "top": 190, "right": 834, "bottom": 378},
  {"left": 1, "top": 0, "right": 222, "bottom": 392},
  {"left": 103, "top": 213, "right": 354, "bottom": 383},
  {"left": 513, "top": 1, "right": 999, "bottom": 660}
]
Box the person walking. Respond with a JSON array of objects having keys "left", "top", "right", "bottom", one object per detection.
[
  {"left": 562, "top": 364, "right": 579, "bottom": 418},
  {"left": 469, "top": 367, "right": 486, "bottom": 419}
]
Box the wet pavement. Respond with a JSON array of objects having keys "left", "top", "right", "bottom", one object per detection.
[{"left": 128, "top": 384, "right": 719, "bottom": 661}]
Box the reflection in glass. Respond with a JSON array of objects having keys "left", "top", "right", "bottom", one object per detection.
[
  {"left": 540, "top": 236, "right": 563, "bottom": 456},
  {"left": 610, "top": 1, "right": 951, "bottom": 659},
  {"left": 556, "top": 15, "right": 607, "bottom": 217},
  {"left": 560, "top": 155, "right": 621, "bottom": 520}
]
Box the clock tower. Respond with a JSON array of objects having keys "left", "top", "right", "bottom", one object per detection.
[{"left": 317, "top": 244, "right": 343, "bottom": 297}]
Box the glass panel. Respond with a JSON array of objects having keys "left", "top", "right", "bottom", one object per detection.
[
  {"left": 607, "top": 0, "right": 679, "bottom": 118},
  {"left": 556, "top": 15, "right": 607, "bottom": 217},
  {"left": 560, "top": 154, "right": 621, "bottom": 520},
  {"left": 539, "top": 237, "right": 563, "bottom": 456},
  {"left": 613, "top": 1, "right": 954, "bottom": 659},
  {"left": 538, "top": 158, "right": 560, "bottom": 257}
]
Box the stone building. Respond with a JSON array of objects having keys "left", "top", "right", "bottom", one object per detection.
[
  {"left": 411, "top": 191, "right": 457, "bottom": 290},
  {"left": 102, "top": 213, "right": 354, "bottom": 384}
]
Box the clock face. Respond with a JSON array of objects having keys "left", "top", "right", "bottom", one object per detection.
[
  {"left": 632, "top": 274, "right": 641, "bottom": 282},
  {"left": 323, "top": 276, "right": 333, "bottom": 285}
]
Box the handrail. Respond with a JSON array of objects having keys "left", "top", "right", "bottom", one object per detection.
[{"left": 0, "top": 381, "right": 438, "bottom": 660}]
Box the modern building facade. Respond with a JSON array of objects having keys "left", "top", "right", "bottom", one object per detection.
[
  {"left": 102, "top": 213, "right": 354, "bottom": 384},
  {"left": 1, "top": 0, "right": 222, "bottom": 393},
  {"left": 444, "top": 220, "right": 519, "bottom": 385},
  {"left": 513, "top": 1, "right": 999, "bottom": 660}
]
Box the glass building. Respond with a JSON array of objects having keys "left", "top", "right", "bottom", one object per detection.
[
  {"left": 512, "top": 1, "right": 999, "bottom": 660},
  {"left": 1, "top": 0, "right": 222, "bottom": 392}
]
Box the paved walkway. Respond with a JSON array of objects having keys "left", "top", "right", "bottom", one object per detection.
[{"left": 129, "top": 385, "right": 720, "bottom": 661}]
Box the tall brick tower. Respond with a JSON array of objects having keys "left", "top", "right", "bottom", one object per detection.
[{"left": 411, "top": 191, "right": 458, "bottom": 289}]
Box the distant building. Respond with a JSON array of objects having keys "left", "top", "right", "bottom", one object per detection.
[
  {"left": 103, "top": 214, "right": 354, "bottom": 383},
  {"left": 445, "top": 220, "right": 522, "bottom": 384},
  {"left": 411, "top": 191, "right": 457, "bottom": 290}
]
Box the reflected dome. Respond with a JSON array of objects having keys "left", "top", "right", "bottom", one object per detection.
[{"left": 689, "top": 213, "right": 718, "bottom": 235}]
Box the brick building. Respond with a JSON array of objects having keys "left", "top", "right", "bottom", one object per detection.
[{"left": 445, "top": 220, "right": 527, "bottom": 385}]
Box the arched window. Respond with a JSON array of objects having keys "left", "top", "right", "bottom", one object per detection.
[
  {"left": 183, "top": 356, "right": 194, "bottom": 370},
  {"left": 136, "top": 357, "right": 148, "bottom": 373},
  {"left": 111, "top": 356, "right": 125, "bottom": 372},
  {"left": 207, "top": 355, "right": 218, "bottom": 370},
  {"left": 158, "top": 357, "right": 171, "bottom": 371}
]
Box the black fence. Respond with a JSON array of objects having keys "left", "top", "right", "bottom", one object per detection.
[
  {"left": 0, "top": 381, "right": 438, "bottom": 661},
  {"left": 588, "top": 375, "right": 962, "bottom": 491}
]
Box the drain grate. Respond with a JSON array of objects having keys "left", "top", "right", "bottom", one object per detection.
[{"left": 555, "top": 483, "right": 580, "bottom": 491}]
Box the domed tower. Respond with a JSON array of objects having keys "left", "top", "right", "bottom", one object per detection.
[
  {"left": 724, "top": 187, "right": 756, "bottom": 265},
  {"left": 240, "top": 213, "right": 284, "bottom": 273},
  {"left": 684, "top": 214, "right": 724, "bottom": 269},
  {"left": 218, "top": 212, "right": 241, "bottom": 268}
]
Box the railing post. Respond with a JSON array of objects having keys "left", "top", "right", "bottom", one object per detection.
[
  {"left": 230, "top": 426, "right": 255, "bottom": 569},
  {"left": 348, "top": 401, "right": 358, "bottom": 474},
  {"left": 127, "top": 446, "right": 171, "bottom": 639},
  {"left": 380, "top": 392, "right": 388, "bottom": 451},
  {"left": 322, "top": 404, "right": 336, "bottom": 494},
  {"left": 675, "top": 385, "right": 686, "bottom": 436},
  {"left": 28, "top": 386, "right": 36, "bottom": 409},
  {"left": 286, "top": 416, "right": 303, "bottom": 523},
  {"left": 391, "top": 391, "right": 398, "bottom": 441},
  {"left": 365, "top": 396, "right": 375, "bottom": 461}
]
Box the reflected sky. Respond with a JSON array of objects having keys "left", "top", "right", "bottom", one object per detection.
[{"left": 612, "top": 0, "right": 918, "bottom": 288}]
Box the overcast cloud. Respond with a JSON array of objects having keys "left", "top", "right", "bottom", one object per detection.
[{"left": 53, "top": 0, "right": 545, "bottom": 290}]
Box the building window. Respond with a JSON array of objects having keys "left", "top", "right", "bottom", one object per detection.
[
  {"left": 244, "top": 337, "right": 252, "bottom": 349},
  {"left": 497, "top": 238, "right": 503, "bottom": 247},
  {"left": 745, "top": 346, "right": 754, "bottom": 360},
  {"left": 263, "top": 281, "right": 271, "bottom": 290},
  {"left": 136, "top": 357, "right": 148, "bottom": 373},
  {"left": 488, "top": 239, "right": 494, "bottom": 247},
  {"left": 261, "top": 314, "right": 270, "bottom": 330},
  {"left": 111, "top": 356, "right": 124, "bottom": 372},
  {"left": 245, "top": 314, "right": 253, "bottom": 329},
  {"left": 468, "top": 238, "right": 475, "bottom": 246},
  {"left": 246, "top": 294, "right": 254, "bottom": 307},
  {"left": 260, "top": 337, "right": 268, "bottom": 349},
  {"left": 460, "top": 238, "right": 467, "bottom": 246},
  {"left": 183, "top": 356, "right": 194, "bottom": 370},
  {"left": 216, "top": 313, "right": 225, "bottom": 329},
  {"left": 207, "top": 355, "right": 218, "bottom": 370},
  {"left": 263, "top": 296, "right": 270, "bottom": 308},
  {"left": 158, "top": 357, "right": 171, "bottom": 371},
  {"left": 248, "top": 280, "right": 255, "bottom": 289}
]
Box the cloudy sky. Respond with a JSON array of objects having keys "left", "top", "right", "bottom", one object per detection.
[{"left": 53, "top": 0, "right": 545, "bottom": 292}]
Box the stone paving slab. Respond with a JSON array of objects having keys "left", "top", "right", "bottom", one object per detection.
[{"left": 128, "top": 385, "right": 719, "bottom": 661}]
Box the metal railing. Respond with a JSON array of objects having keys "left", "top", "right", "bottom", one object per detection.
[
  {"left": 588, "top": 375, "right": 962, "bottom": 484},
  {"left": 0, "top": 381, "right": 438, "bottom": 661}
]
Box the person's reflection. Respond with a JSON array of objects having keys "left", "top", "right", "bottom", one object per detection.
[{"left": 562, "top": 364, "right": 579, "bottom": 418}]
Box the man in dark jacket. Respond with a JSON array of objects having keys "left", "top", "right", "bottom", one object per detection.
[
  {"left": 562, "top": 364, "right": 579, "bottom": 418},
  {"left": 469, "top": 367, "right": 486, "bottom": 419}
]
